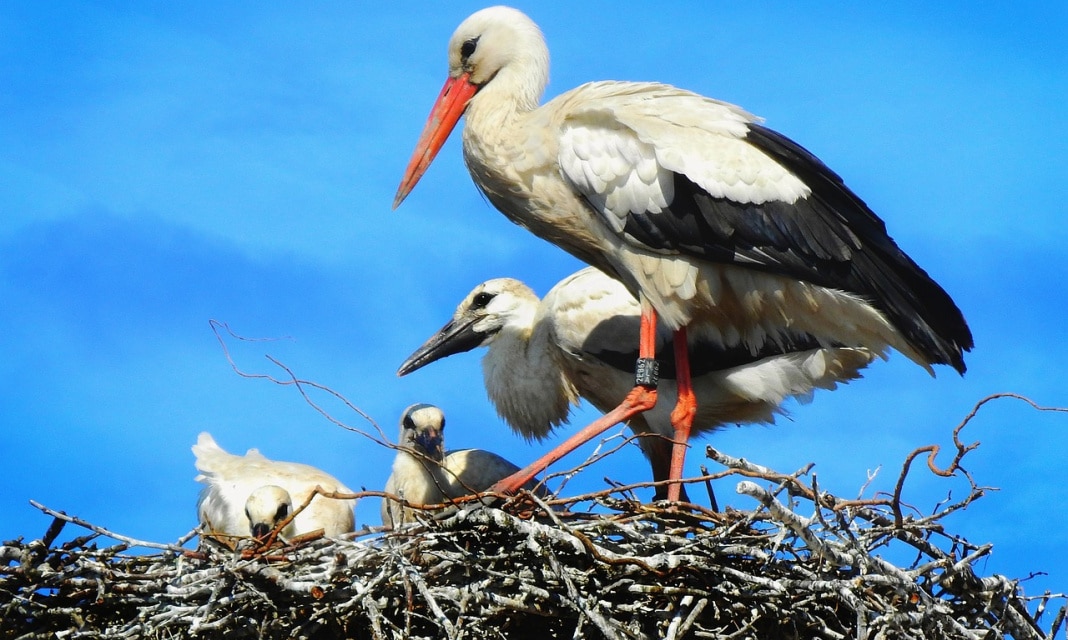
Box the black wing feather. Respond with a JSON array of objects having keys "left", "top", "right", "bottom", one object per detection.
[{"left": 618, "top": 123, "right": 973, "bottom": 373}]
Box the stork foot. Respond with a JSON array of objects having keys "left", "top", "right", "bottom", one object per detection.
[
  {"left": 665, "top": 404, "right": 696, "bottom": 503},
  {"left": 669, "top": 402, "right": 696, "bottom": 432}
]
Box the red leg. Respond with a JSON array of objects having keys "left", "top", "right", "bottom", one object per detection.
[
  {"left": 491, "top": 303, "right": 661, "bottom": 494},
  {"left": 638, "top": 298, "right": 658, "bottom": 361},
  {"left": 641, "top": 433, "right": 690, "bottom": 502},
  {"left": 666, "top": 326, "right": 696, "bottom": 502}
]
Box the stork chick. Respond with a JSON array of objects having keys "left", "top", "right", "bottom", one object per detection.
[
  {"left": 194, "top": 432, "right": 355, "bottom": 541},
  {"left": 382, "top": 403, "right": 545, "bottom": 527},
  {"left": 399, "top": 267, "right": 876, "bottom": 500}
]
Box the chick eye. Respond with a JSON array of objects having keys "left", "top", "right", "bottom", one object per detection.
[
  {"left": 471, "top": 292, "right": 494, "bottom": 309},
  {"left": 460, "top": 37, "right": 479, "bottom": 59},
  {"left": 275, "top": 503, "right": 289, "bottom": 521}
]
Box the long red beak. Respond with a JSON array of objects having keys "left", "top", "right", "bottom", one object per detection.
[{"left": 392, "top": 73, "right": 478, "bottom": 209}]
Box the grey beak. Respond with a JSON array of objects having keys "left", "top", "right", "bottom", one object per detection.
[{"left": 397, "top": 315, "right": 485, "bottom": 376}]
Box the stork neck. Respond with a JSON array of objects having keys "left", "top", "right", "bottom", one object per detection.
[
  {"left": 463, "top": 61, "right": 544, "bottom": 143},
  {"left": 464, "top": 93, "right": 517, "bottom": 150}
]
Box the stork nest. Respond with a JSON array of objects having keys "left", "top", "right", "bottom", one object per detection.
[{"left": 3, "top": 420, "right": 1067, "bottom": 640}]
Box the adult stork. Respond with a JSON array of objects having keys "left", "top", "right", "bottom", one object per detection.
[
  {"left": 383, "top": 403, "right": 545, "bottom": 527},
  {"left": 399, "top": 267, "right": 876, "bottom": 500},
  {"left": 393, "top": 6, "right": 973, "bottom": 501},
  {"left": 193, "top": 432, "right": 355, "bottom": 541}
]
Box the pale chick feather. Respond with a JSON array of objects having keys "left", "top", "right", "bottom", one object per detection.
[
  {"left": 478, "top": 281, "right": 580, "bottom": 440},
  {"left": 450, "top": 8, "right": 929, "bottom": 372},
  {"left": 381, "top": 447, "right": 448, "bottom": 529},
  {"left": 193, "top": 432, "right": 355, "bottom": 539},
  {"left": 712, "top": 348, "right": 876, "bottom": 417},
  {"left": 382, "top": 404, "right": 544, "bottom": 528}
]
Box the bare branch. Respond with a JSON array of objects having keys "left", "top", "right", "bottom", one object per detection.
[{"left": 19, "top": 350, "right": 1059, "bottom": 640}]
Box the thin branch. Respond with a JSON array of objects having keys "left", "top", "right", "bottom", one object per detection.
[
  {"left": 28, "top": 501, "right": 190, "bottom": 553},
  {"left": 891, "top": 392, "right": 1068, "bottom": 527}
]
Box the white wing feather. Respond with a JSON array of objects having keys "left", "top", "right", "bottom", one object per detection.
[{"left": 556, "top": 82, "right": 811, "bottom": 237}]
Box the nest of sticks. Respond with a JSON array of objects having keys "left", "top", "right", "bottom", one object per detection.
[{"left": 3, "top": 395, "right": 1067, "bottom": 640}]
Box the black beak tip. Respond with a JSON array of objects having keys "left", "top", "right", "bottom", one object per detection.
[{"left": 396, "top": 317, "right": 481, "bottom": 378}]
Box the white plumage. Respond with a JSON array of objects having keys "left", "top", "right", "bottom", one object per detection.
[
  {"left": 382, "top": 403, "right": 544, "bottom": 528},
  {"left": 399, "top": 267, "right": 876, "bottom": 499},
  {"left": 193, "top": 432, "right": 355, "bottom": 540},
  {"left": 393, "top": 6, "right": 972, "bottom": 500}
]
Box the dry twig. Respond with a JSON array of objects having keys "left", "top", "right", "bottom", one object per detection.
[{"left": 3, "top": 392, "right": 1066, "bottom": 639}]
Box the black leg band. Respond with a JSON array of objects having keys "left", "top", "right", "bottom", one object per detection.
[{"left": 635, "top": 357, "right": 660, "bottom": 388}]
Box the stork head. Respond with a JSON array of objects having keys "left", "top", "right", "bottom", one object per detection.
[
  {"left": 399, "top": 403, "right": 447, "bottom": 462},
  {"left": 397, "top": 278, "right": 538, "bottom": 376},
  {"left": 445, "top": 6, "right": 548, "bottom": 93},
  {"left": 393, "top": 6, "right": 549, "bottom": 209},
  {"left": 244, "top": 485, "right": 293, "bottom": 540}
]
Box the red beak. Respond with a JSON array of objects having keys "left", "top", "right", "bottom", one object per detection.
[{"left": 393, "top": 73, "right": 478, "bottom": 209}]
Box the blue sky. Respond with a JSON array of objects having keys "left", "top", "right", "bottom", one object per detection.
[{"left": 3, "top": 1, "right": 1067, "bottom": 597}]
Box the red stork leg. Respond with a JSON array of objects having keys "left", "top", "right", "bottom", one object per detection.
[
  {"left": 490, "top": 303, "right": 662, "bottom": 494},
  {"left": 666, "top": 326, "right": 697, "bottom": 502}
]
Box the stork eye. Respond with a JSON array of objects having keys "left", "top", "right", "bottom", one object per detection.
[
  {"left": 460, "top": 37, "right": 479, "bottom": 59},
  {"left": 471, "top": 292, "right": 494, "bottom": 309},
  {"left": 403, "top": 414, "right": 416, "bottom": 430},
  {"left": 275, "top": 503, "right": 289, "bottom": 521}
]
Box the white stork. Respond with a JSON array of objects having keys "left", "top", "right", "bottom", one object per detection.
[
  {"left": 398, "top": 267, "right": 876, "bottom": 500},
  {"left": 393, "top": 6, "right": 973, "bottom": 501},
  {"left": 382, "top": 403, "right": 545, "bottom": 527},
  {"left": 193, "top": 432, "right": 355, "bottom": 540}
]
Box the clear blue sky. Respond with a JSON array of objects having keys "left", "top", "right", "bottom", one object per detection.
[{"left": 3, "top": 2, "right": 1066, "bottom": 596}]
